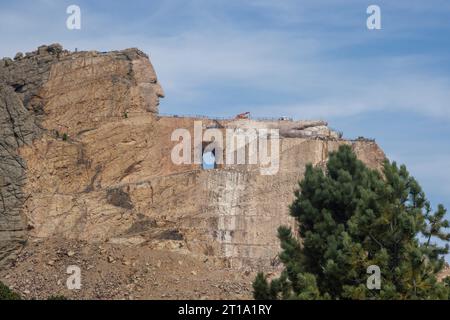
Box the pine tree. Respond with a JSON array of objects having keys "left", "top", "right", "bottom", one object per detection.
[
  {"left": 254, "top": 145, "right": 450, "bottom": 299},
  {"left": 253, "top": 273, "right": 271, "bottom": 300}
]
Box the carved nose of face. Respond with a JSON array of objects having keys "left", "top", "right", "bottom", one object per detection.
[{"left": 155, "top": 82, "right": 165, "bottom": 99}]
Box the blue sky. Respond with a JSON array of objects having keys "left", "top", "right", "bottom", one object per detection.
[{"left": 1, "top": 0, "right": 450, "bottom": 248}]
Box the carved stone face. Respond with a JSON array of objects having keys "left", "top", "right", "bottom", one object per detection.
[
  {"left": 132, "top": 58, "right": 165, "bottom": 113},
  {"left": 149, "top": 73, "right": 165, "bottom": 109}
]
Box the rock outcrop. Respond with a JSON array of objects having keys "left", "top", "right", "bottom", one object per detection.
[
  {"left": 0, "top": 44, "right": 164, "bottom": 266},
  {"left": 0, "top": 44, "right": 63, "bottom": 264},
  {"left": 0, "top": 44, "right": 386, "bottom": 275}
]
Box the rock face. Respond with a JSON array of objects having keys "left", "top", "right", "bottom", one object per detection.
[
  {"left": 0, "top": 84, "right": 31, "bottom": 264},
  {"left": 0, "top": 44, "right": 62, "bottom": 264},
  {"left": 0, "top": 44, "right": 386, "bottom": 271},
  {"left": 0, "top": 45, "right": 164, "bottom": 266}
]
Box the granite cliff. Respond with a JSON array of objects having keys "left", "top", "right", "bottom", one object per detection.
[{"left": 0, "top": 45, "right": 385, "bottom": 299}]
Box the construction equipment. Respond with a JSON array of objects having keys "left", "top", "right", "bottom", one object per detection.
[{"left": 235, "top": 112, "right": 250, "bottom": 120}]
